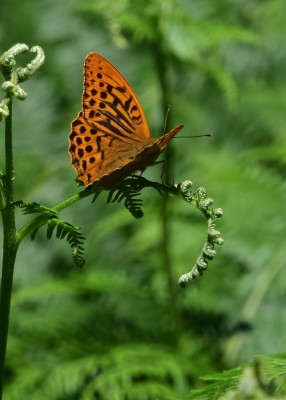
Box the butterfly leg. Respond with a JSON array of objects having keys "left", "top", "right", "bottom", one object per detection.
[{"left": 147, "top": 160, "right": 166, "bottom": 183}]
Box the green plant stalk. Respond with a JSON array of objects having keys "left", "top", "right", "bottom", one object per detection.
[
  {"left": 0, "top": 103, "right": 93, "bottom": 397},
  {"left": 16, "top": 189, "right": 94, "bottom": 243},
  {"left": 0, "top": 99, "right": 18, "bottom": 399},
  {"left": 153, "top": 44, "right": 182, "bottom": 343},
  {"left": 0, "top": 101, "right": 93, "bottom": 398}
]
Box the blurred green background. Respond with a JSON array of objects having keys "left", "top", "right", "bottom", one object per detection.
[{"left": 1, "top": 0, "right": 286, "bottom": 399}]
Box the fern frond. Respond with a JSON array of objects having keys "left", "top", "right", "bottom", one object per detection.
[
  {"left": 14, "top": 201, "right": 85, "bottom": 266},
  {"left": 45, "top": 217, "right": 85, "bottom": 267},
  {"left": 105, "top": 176, "right": 224, "bottom": 287},
  {"left": 177, "top": 182, "right": 224, "bottom": 288},
  {"left": 16, "top": 344, "right": 189, "bottom": 400},
  {"left": 107, "top": 176, "right": 144, "bottom": 219},
  {"left": 191, "top": 353, "right": 286, "bottom": 399},
  {"left": 14, "top": 200, "right": 57, "bottom": 215}
]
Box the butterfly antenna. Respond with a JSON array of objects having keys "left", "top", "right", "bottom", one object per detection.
[
  {"left": 163, "top": 105, "right": 171, "bottom": 134},
  {"left": 175, "top": 133, "right": 213, "bottom": 139}
]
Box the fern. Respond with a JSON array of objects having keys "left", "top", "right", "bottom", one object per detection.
[
  {"left": 2, "top": 2, "right": 286, "bottom": 399},
  {"left": 190, "top": 353, "right": 286, "bottom": 399},
  {"left": 106, "top": 176, "right": 144, "bottom": 219},
  {"left": 6, "top": 344, "right": 190, "bottom": 400},
  {"left": 40, "top": 217, "right": 85, "bottom": 267},
  {"left": 15, "top": 200, "right": 85, "bottom": 267},
  {"left": 102, "top": 176, "right": 224, "bottom": 287},
  {"left": 14, "top": 200, "right": 57, "bottom": 215}
]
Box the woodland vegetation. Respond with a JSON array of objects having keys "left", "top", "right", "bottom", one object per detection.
[{"left": 0, "top": 0, "right": 286, "bottom": 399}]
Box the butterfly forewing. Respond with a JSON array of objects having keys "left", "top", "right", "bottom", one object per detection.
[
  {"left": 68, "top": 52, "right": 184, "bottom": 189},
  {"left": 83, "top": 53, "right": 150, "bottom": 143}
]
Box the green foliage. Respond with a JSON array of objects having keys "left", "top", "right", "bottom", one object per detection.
[
  {"left": 1, "top": 0, "right": 286, "bottom": 399},
  {"left": 191, "top": 353, "right": 286, "bottom": 400},
  {"left": 107, "top": 176, "right": 145, "bottom": 219},
  {"left": 5, "top": 264, "right": 212, "bottom": 399},
  {"left": 14, "top": 200, "right": 85, "bottom": 266},
  {"left": 45, "top": 217, "right": 85, "bottom": 267},
  {"left": 80, "top": 0, "right": 258, "bottom": 109},
  {"left": 14, "top": 200, "right": 57, "bottom": 216},
  {"left": 6, "top": 344, "right": 192, "bottom": 400}
]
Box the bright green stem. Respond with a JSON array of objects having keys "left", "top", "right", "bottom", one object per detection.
[
  {"left": 0, "top": 99, "right": 18, "bottom": 399},
  {"left": 153, "top": 45, "right": 182, "bottom": 343},
  {"left": 16, "top": 189, "right": 95, "bottom": 244},
  {"left": 0, "top": 98, "right": 94, "bottom": 398}
]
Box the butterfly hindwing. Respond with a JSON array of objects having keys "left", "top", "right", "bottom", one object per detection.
[{"left": 69, "top": 112, "right": 140, "bottom": 186}]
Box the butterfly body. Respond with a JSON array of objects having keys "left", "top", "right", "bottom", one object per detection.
[{"left": 69, "top": 53, "right": 183, "bottom": 189}]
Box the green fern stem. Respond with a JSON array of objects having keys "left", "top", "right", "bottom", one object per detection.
[
  {"left": 0, "top": 99, "right": 18, "bottom": 399},
  {"left": 0, "top": 186, "right": 93, "bottom": 395},
  {"left": 16, "top": 188, "right": 97, "bottom": 242},
  {"left": 153, "top": 44, "right": 182, "bottom": 343}
]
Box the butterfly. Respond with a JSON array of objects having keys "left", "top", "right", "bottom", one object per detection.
[{"left": 68, "top": 53, "right": 184, "bottom": 189}]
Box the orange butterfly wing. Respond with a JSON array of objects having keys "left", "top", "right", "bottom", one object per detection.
[{"left": 68, "top": 53, "right": 183, "bottom": 189}]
